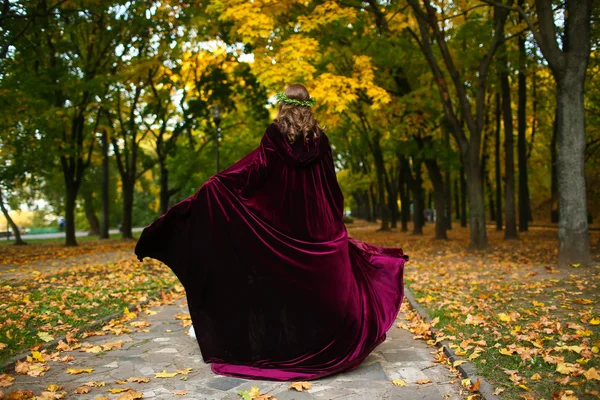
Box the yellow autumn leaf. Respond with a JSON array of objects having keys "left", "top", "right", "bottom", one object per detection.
[
  {"left": 85, "top": 345, "right": 103, "bottom": 354},
  {"left": 518, "top": 384, "right": 532, "bottom": 391},
  {"left": 108, "top": 388, "right": 130, "bottom": 393},
  {"left": 37, "top": 332, "right": 54, "bottom": 343},
  {"left": 66, "top": 368, "right": 93, "bottom": 374},
  {"left": 497, "top": 313, "right": 512, "bottom": 322},
  {"left": 46, "top": 384, "right": 61, "bottom": 392},
  {"left": 453, "top": 360, "right": 467, "bottom": 367},
  {"left": 116, "top": 390, "right": 143, "bottom": 400},
  {"left": 530, "top": 373, "right": 542, "bottom": 381},
  {"left": 556, "top": 363, "right": 575, "bottom": 375},
  {"left": 392, "top": 379, "right": 406, "bottom": 386},
  {"left": 31, "top": 351, "right": 46, "bottom": 363},
  {"left": 289, "top": 381, "right": 311, "bottom": 391},
  {"left": 589, "top": 318, "right": 600, "bottom": 325},
  {"left": 154, "top": 370, "right": 178, "bottom": 378},
  {"left": 584, "top": 367, "right": 600, "bottom": 381}
]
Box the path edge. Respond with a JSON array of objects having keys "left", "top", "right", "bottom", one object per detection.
[{"left": 403, "top": 286, "right": 501, "bottom": 400}]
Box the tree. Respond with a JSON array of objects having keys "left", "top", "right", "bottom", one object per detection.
[
  {"left": 512, "top": 0, "right": 593, "bottom": 264},
  {"left": 406, "top": 0, "right": 513, "bottom": 249}
]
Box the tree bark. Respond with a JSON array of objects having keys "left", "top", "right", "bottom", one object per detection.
[
  {"left": 459, "top": 166, "right": 467, "bottom": 228},
  {"left": 454, "top": 178, "right": 460, "bottom": 222},
  {"left": 0, "top": 189, "right": 26, "bottom": 245},
  {"left": 551, "top": 114, "right": 558, "bottom": 223},
  {"left": 495, "top": 92, "right": 503, "bottom": 231},
  {"left": 64, "top": 182, "right": 78, "bottom": 246},
  {"left": 424, "top": 158, "right": 448, "bottom": 239},
  {"left": 100, "top": 129, "right": 110, "bottom": 239},
  {"left": 555, "top": 74, "right": 591, "bottom": 264},
  {"left": 526, "top": 0, "right": 592, "bottom": 264},
  {"left": 371, "top": 132, "right": 390, "bottom": 231},
  {"left": 385, "top": 166, "right": 399, "bottom": 229},
  {"left": 159, "top": 159, "right": 170, "bottom": 214},
  {"left": 121, "top": 179, "right": 134, "bottom": 240},
  {"left": 444, "top": 129, "right": 452, "bottom": 230},
  {"left": 412, "top": 159, "right": 424, "bottom": 235},
  {"left": 517, "top": 2, "right": 530, "bottom": 232},
  {"left": 398, "top": 155, "right": 411, "bottom": 232},
  {"left": 82, "top": 189, "right": 100, "bottom": 236},
  {"left": 500, "top": 52, "right": 518, "bottom": 240}
]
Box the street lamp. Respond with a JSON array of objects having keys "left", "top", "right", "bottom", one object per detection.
[{"left": 210, "top": 105, "right": 223, "bottom": 174}]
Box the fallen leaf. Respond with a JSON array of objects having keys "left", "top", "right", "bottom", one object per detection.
[
  {"left": 173, "top": 390, "right": 188, "bottom": 395},
  {"left": 0, "top": 375, "right": 14, "bottom": 388},
  {"left": 415, "top": 379, "right": 432, "bottom": 385},
  {"left": 116, "top": 390, "right": 143, "bottom": 400},
  {"left": 73, "top": 386, "right": 90, "bottom": 394},
  {"left": 154, "top": 370, "right": 178, "bottom": 378},
  {"left": 66, "top": 368, "right": 93, "bottom": 375},
  {"left": 392, "top": 379, "right": 406, "bottom": 387},
  {"left": 37, "top": 332, "right": 54, "bottom": 343},
  {"left": 530, "top": 373, "right": 542, "bottom": 381},
  {"left": 289, "top": 381, "right": 311, "bottom": 392},
  {"left": 584, "top": 367, "right": 600, "bottom": 381}
]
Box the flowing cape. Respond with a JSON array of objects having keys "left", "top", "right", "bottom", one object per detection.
[{"left": 134, "top": 124, "right": 407, "bottom": 381}]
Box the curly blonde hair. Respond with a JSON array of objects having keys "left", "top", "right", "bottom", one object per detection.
[{"left": 274, "top": 84, "right": 322, "bottom": 144}]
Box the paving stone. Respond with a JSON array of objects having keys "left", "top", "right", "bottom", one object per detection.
[
  {"left": 5, "top": 298, "right": 465, "bottom": 399},
  {"left": 206, "top": 376, "right": 246, "bottom": 391}
]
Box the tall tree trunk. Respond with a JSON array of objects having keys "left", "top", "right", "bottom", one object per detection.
[
  {"left": 550, "top": 113, "right": 558, "bottom": 223},
  {"left": 459, "top": 166, "right": 467, "bottom": 228},
  {"left": 64, "top": 182, "right": 78, "bottom": 246},
  {"left": 412, "top": 159, "right": 424, "bottom": 235},
  {"left": 371, "top": 133, "right": 390, "bottom": 231},
  {"left": 122, "top": 180, "right": 134, "bottom": 239},
  {"left": 82, "top": 189, "right": 100, "bottom": 236},
  {"left": 424, "top": 159, "right": 448, "bottom": 240},
  {"left": 444, "top": 128, "right": 452, "bottom": 230},
  {"left": 100, "top": 130, "right": 109, "bottom": 239},
  {"left": 517, "top": 5, "right": 530, "bottom": 232},
  {"left": 464, "top": 151, "right": 487, "bottom": 247},
  {"left": 500, "top": 55, "right": 518, "bottom": 239},
  {"left": 0, "top": 189, "right": 26, "bottom": 245},
  {"left": 399, "top": 181, "right": 410, "bottom": 232},
  {"left": 454, "top": 178, "right": 460, "bottom": 222},
  {"left": 385, "top": 167, "right": 399, "bottom": 229},
  {"left": 495, "top": 93, "right": 503, "bottom": 231},
  {"left": 369, "top": 184, "right": 377, "bottom": 222},
  {"left": 159, "top": 158, "right": 170, "bottom": 214},
  {"left": 529, "top": 0, "right": 592, "bottom": 264},
  {"left": 556, "top": 73, "right": 591, "bottom": 264}
]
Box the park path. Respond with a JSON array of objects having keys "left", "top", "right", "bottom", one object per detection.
[{"left": 6, "top": 297, "right": 465, "bottom": 399}]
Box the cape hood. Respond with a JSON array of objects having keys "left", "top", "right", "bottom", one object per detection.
[{"left": 265, "top": 123, "right": 327, "bottom": 167}]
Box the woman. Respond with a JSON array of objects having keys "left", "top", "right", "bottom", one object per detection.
[{"left": 134, "top": 84, "right": 408, "bottom": 381}]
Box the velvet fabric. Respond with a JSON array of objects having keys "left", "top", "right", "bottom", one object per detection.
[{"left": 134, "top": 123, "right": 408, "bottom": 381}]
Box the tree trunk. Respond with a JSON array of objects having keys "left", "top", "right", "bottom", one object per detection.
[
  {"left": 454, "top": 178, "right": 460, "bottom": 222},
  {"left": 369, "top": 184, "right": 377, "bottom": 221},
  {"left": 412, "top": 159, "right": 424, "bottom": 235},
  {"left": 555, "top": 74, "right": 591, "bottom": 265},
  {"left": 517, "top": 7, "right": 530, "bottom": 232},
  {"left": 82, "top": 190, "right": 100, "bottom": 236},
  {"left": 495, "top": 93, "right": 503, "bottom": 231},
  {"left": 500, "top": 57, "right": 518, "bottom": 239},
  {"left": 100, "top": 130, "right": 110, "bottom": 239},
  {"left": 464, "top": 150, "right": 487, "bottom": 248},
  {"left": 159, "top": 158, "right": 170, "bottom": 214},
  {"left": 445, "top": 170, "right": 452, "bottom": 230},
  {"left": 550, "top": 114, "right": 558, "bottom": 223},
  {"left": 385, "top": 167, "right": 398, "bottom": 229},
  {"left": 459, "top": 166, "right": 467, "bottom": 227},
  {"left": 371, "top": 133, "right": 390, "bottom": 231},
  {"left": 64, "top": 182, "right": 78, "bottom": 246},
  {"left": 399, "top": 182, "right": 410, "bottom": 232},
  {"left": 424, "top": 159, "right": 448, "bottom": 240},
  {"left": 0, "top": 189, "right": 26, "bottom": 245},
  {"left": 122, "top": 180, "right": 134, "bottom": 239}
]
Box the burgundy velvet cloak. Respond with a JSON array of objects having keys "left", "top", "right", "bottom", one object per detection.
[{"left": 134, "top": 123, "right": 407, "bottom": 381}]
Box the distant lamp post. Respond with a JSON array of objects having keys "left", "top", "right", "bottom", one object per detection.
[{"left": 210, "top": 105, "right": 223, "bottom": 174}]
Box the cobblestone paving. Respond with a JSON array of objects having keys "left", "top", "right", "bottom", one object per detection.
[{"left": 6, "top": 297, "right": 465, "bottom": 399}]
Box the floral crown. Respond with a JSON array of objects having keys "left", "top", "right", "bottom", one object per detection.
[{"left": 275, "top": 92, "right": 316, "bottom": 107}]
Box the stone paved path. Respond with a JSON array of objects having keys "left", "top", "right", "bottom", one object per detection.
[{"left": 6, "top": 297, "right": 465, "bottom": 399}]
